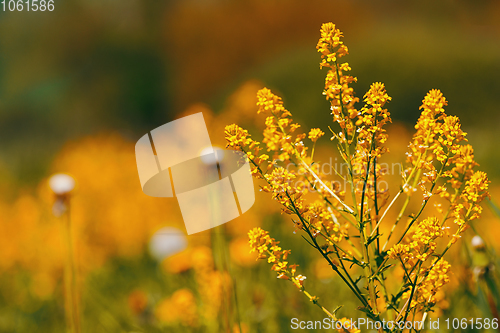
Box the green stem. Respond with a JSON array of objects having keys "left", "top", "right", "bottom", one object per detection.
[
  {"left": 63, "top": 199, "right": 81, "bottom": 333},
  {"left": 287, "top": 192, "right": 371, "bottom": 309}
]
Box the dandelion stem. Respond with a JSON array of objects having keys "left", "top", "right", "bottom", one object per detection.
[{"left": 63, "top": 200, "right": 81, "bottom": 333}]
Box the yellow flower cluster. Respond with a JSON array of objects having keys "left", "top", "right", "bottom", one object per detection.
[
  {"left": 445, "top": 144, "right": 478, "bottom": 190},
  {"left": 435, "top": 115, "right": 466, "bottom": 163},
  {"left": 462, "top": 171, "right": 490, "bottom": 204},
  {"left": 316, "top": 22, "right": 348, "bottom": 67},
  {"left": 406, "top": 90, "right": 449, "bottom": 183},
  {"left": 406, "top": 89, "right": 473, "bottom": 199},
  {"left": 191, "top": 246, "right": 228, "bottom": 322},
  {"left": 411, "top": 217, "right": 445, "bottom": 261},
  {"left": 317, "top": 23, "right": 358, "bottom": 140},
  {"left": 248, "top": 227, "right": 306, "bottom": 289},
  {"left": 317, "top": 26, "right": 394, "bottom": 217},
  {"left": 356, "top": 82, "right": 392, "bottom": 158},
  {"left": 405, "top": 259, "right": 451, "bottom": 308},
  {"left": 225, "top": 124, "right": 254, "bottom": 149},
  {"left": 305, "top": 201, "right": 347, "bottom": 243},
  {"left": 260, "top": 166, "right": 346, "bottom": 248},
  {"left": 224, "top": 124, "right": 268, "bottom": 175},
  {"left": 347, "top": 82, "right": 393, "bottom": 208},
  {"left": 259, "top": 89, "right": 305, "bottom": 163},
  {"left": 453, "top": 171, "right": 490, "bottom": 227},
  {"left": 225, "top": 87, "right": 306, "bottom": 174},
  {"left": 257, "top": 87, "right": 291, "bottom": 116},
  {"left": 387, "top": 243, "right": 412, "bottom": 263},
  {"left": 388, "top": 217, "right": 445, "bottom": 264},
  {"left": 225, "top": 65, "right": 348, "bottom": 251},
  {"left": 308, "top": 128, "right": 325, "bottom": 143},
  {"left": 262, "top": 167, "right": 305, "bottom": 212}
]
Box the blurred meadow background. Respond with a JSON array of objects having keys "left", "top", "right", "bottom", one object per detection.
[{"left": 1, "top": 0, "right": 500, "bottom": 332}]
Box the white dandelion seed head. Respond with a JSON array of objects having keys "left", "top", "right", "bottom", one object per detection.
[
  {"left": 49, "top": 173, "right": 75, "bottom": 195},
  {"left": 471, "top": 235, "right": 485, "bottom": 250},
  {"left": 200, "top": 146, "right": 223, "bottom": 165},
  {"left": 149, "top": 227, "right": 188, "bottom": 261}
]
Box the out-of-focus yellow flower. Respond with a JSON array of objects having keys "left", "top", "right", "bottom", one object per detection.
[
  {"left": 155, "top": 288, "right": 198, "bottom": 327},
  {"left": 162, "top": 249, "right": 193, "bottom": 274},
  {"left": 230, "top": 236, "right": 258, "bottom": 267},
  {"left": 191, "top": 246, "right": 227, "bottom": 321}
]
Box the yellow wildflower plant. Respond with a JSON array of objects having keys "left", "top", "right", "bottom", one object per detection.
[{"left": 225, "top": 22, "right": 490, "bottom": 331}]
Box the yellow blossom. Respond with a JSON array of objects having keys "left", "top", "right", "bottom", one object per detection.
[
  {"left": 248, "top": 227, "right": 304, "bottom": 289},
  {"left": 155, "top": 289, "right": 198, "bottom": 327},
  {"left": 225, "top": 124, "right": 255, "bottom": 149},
  {"left": 308, "top": 128, "right": 325, "bottom": 142},
  {"left": 406, "top": 259, "right": 451, "bottom": 309}
]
